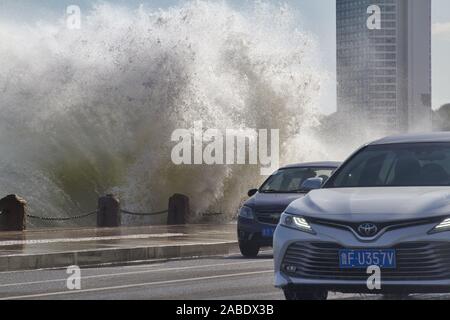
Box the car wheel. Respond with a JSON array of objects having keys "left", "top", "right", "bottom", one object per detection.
[
  {"left": 283, "top": 286, "right": 328, "bottom": 301},
  {"left": 239, "top": 240, "right": 260, "bottom": 258}
]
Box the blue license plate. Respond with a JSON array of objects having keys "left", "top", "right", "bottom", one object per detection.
[
  {"left": 339, "top": 249, "right": 396, "bottom": 269},
  {"left": 262, "top": 227, "right": 276, "bottom": 238}
]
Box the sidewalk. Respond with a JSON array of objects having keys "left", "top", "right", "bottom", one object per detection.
[{"left": 0, "top": 224, "right": 237, "bottom": 272}]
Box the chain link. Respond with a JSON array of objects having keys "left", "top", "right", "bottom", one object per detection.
[
  {"left": 26, "top": 208, "right": 168, "bottom": 221},
  {"left": 202, "top": 212, "right": 224, "bottom": 217},
  {"left": 121, "top": 209, "right": 168, "bottom": 216},
  {"left": 27, "top": 210, "right": 97, "bottom": 221},
  {"left": 16, "top": 209, "right": 220, "bottom": 220}
]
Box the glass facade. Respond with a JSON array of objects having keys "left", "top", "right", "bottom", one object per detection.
[{"left": 336, "top": 0, "right": 431, "bottom": 133}]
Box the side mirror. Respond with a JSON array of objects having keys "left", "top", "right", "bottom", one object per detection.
[
  {"left": 301, "top": 178, "right": 324, "bottom": 192},
  {"left": 248, "top": 189, "right": 258, "bottom": 197}
]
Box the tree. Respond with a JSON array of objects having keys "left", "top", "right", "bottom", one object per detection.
[{"left": 434, "top": 104, "right": 450, "bottom": 131}]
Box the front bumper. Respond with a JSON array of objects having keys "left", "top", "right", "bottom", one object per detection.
[
  {"left": 274, "top": 277, "right": 450, "bottom": 294},
  {"left": 238, "top": 217, "right": 276, "bottom": 247},
  {"left": 274, "top": 222, "right": 450, "bottom": 294}
]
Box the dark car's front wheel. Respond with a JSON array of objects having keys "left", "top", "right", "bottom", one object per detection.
[
  {"left": 283, "top": 286, "right": 328, "bottom": 300},
  {"left": 239, "top": 240, "right": 260, "bottom": 258}
]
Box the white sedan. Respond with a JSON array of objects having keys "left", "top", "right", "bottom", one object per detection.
[{"left": 274, "top": 132, "right": 450, "bottom": 300}]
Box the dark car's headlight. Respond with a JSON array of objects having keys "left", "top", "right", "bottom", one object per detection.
[
  {"left": 430, "top": 218, "right": 450, "bottom": 233},
  {"left": 280, "top": 213, "right": 315, "bottom": 234},
  {"left": 239, "top": 206, "right": 255, "bottom": 220}
]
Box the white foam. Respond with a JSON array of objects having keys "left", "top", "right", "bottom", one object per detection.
[{"left": 0, "top": 1, "right": 327, "bottom": 224}]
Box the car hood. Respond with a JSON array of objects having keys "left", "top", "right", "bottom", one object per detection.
[
  {"left": 286, "top": 187, "right": 450, "bottom": 222},
  {"left": 245, "top": 192, "right": 306, "bottom": 212}
]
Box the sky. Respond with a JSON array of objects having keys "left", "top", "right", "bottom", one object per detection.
[{"left": 0, "top": 0, "right": 449, "bottom": 114}]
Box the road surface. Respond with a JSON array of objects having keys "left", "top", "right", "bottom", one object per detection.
[{"left": 0, "top": 249, "right": 449, "bottom": 300}]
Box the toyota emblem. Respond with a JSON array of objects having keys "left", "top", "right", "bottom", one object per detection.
[{"left": 357, "top": 223, "right": 378, "bottom": 237}]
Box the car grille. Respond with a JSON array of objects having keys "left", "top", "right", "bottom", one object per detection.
[
  {"left": 308, "top": 217, "right": 443, "bottom": 239},
  {"left": 282, "top": 242, "right": 450, "bottom": 281},
  {"left": 255, "top": 210, "right": 283, "bottom": 225}
]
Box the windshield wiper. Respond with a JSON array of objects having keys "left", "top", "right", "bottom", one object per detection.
[
  {"left": 262, "top": 190, "right": 306, "bottom": 193},
  {"left": 290, "top": 189, "right": 308, "bottom": 193}
]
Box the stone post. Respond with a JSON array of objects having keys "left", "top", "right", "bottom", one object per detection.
[
  {"left": 167, "top": 194, "right": 190, "bottom": 225},
  {"left": 97, "top": 194, "right": 121, "bottom": 228},
  {"left": 0, "top": 195, "right": 27, "bottom": 232}
]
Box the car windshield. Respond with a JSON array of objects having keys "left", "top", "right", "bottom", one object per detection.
[
  {"left": 325, "top": 143, "right": 450, "bottom": 188},
  {"left": 260, "top": 167, "right": 335, "bottom": 193}
]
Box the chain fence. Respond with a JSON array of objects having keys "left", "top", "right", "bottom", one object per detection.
[
  {"left": 1, "top": 194, "right": 226, "bottom": 232},
  {"left": 26, "top": 210, "right": 98, "bottom": 222},
  {"left": 202, "top": 212, "right": 224, "bottom": 217},
  {"left": 18, "top": 208, "right": 222, "bottom": 223},
  {"left": 120, "top": 209, "right": 169, "bottom": 216},
  {"left": 25, "top": 208, "right": 170, "bottom": 222}
]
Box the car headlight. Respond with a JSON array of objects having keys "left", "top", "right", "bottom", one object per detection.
[
  {"left": 430, "top": 217, "right": 450, "bottom": 233},
  {"left": 239, "top": 206, "right": 255, "bottom": 220},
  {"left": 280, "top": 213, "right": 315, "bottom": 234}
]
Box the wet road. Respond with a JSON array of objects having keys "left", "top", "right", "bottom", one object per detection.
[{"left": 0, "top": 249, "right": 449, "bottom": 300}]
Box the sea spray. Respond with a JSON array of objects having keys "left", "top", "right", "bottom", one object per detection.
[{"left": 0, "top": 1, "right": 331, "bottom": 225}]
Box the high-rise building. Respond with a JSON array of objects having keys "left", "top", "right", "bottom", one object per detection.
[{"left": 336, "top": 0, "right": 432, "bottom": 133}]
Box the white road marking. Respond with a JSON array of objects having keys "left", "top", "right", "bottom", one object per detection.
[
  {"left": 0, "top": 234, "right": 186, "bottom": 246},
  {"left": 0, "top": 270, "right": 274, "bottom": 300},
  {"left": 0, "top": 262, "right": 165, "bottom": 275},
  {"left": 0, "top": 260, "right": 272, "bottom": 288}
]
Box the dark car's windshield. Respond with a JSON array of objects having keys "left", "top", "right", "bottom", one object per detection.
[
  {"left": 325, "top": 143, "right": 450, "bottom": 188},
  {"left": 260, "top": 167, "right": 335, "bottom": 193}
]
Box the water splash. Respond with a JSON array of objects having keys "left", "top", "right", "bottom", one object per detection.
[{"left": 0, "top": 1, "right": 328, "bottom": 225}]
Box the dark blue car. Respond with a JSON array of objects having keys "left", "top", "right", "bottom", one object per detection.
[{"left": 237, "top": 162, "right": 341, "bottom": 257}]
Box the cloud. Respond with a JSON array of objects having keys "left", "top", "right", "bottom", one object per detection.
[{"left": 433, "top": 22, "right": 450, "bottom": 36}]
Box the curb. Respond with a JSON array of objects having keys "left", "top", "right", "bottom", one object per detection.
[{"left": 0, "top": 241, "right": 238, "bottom": 272}]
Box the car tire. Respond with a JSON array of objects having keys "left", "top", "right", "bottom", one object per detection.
[
  {"left": 283, "top": 286, "right": 328, "bottom": 301},
  {"left": 239, "top": 240, "right": 260, "bottom": 258}
]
